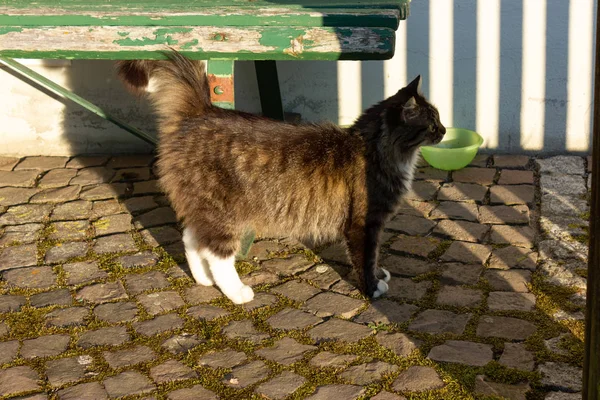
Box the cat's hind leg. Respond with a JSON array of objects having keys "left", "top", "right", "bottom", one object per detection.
[
  {"left": 202, "top": 249, "right": 254, "bottom": 304},
  {"left": 182, "top": 227, "right": 214, "bottom": 286}
]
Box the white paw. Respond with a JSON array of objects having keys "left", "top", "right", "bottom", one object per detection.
[
  {"left": 195, "top": 276, "right": 214, "bottom": 286},
  {"left": 372, "top": 279, "right": 389, "bottom": 298},
  {"left": 380, "top": 268, "right": 391, "bottom": 282},
  {"left": 227, "top": 285, "right": 255, "bottom": 304}
]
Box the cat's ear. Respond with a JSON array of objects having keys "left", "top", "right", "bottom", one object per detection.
[
  {"left": 401, "top": 96, "right": 419, "bottom": 121},
  {"left": 406, "top": 75, "right": 422, "bottom": 94}
]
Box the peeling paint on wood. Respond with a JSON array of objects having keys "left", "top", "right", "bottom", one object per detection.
[{"left": 0, "top": 25, "right": 395, "bottom": 60}]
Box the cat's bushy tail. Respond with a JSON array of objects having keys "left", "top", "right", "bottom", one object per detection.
[{"left": 116, "top": 52, "right": 211, "bottom": 134}]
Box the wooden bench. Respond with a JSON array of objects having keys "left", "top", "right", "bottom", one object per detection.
[{"left": 0, "top": 0, "right": 410, "bottom": 253}]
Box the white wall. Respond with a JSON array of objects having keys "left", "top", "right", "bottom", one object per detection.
[{"left": 0, "top": 0, "right": 597, "bottom": 156}]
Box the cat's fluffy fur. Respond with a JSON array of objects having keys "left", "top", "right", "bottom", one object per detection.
[{"left": 117, "top": 52, "right": 445, "bottom": 304}]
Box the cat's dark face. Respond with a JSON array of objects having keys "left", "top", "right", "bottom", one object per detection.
[{"left": 384, "top": 76, "right": 446, "bottom": 152}]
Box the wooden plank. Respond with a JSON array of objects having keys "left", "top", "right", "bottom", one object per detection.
[
  {"left": 0, "top": 7, "right": 405, "bottom": 29},
  {"left": 0, "top": 26, "right": 395, "bottom": 60},
  {"left": 584, "top": 6, "right": 600, "bottom": 399},
  {"left": 0, "top": 0, "right": 408, "bottom": 10}
]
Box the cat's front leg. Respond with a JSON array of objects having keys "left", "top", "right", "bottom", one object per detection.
[
  {"left": 183, "top": 227, "right": 214, "bottom": 286},
  {"left": 345, "top": 222, "right": 389, "bottom": 298}
]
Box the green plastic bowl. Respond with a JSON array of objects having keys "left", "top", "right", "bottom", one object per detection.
[{"left": 420, "top": 128, "right": 484, "bottom": 171}]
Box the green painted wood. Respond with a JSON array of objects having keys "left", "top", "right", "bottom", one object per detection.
[
  {"left": 0, "top": 57, "right": 156, "bottom": 145},
  {"left": 0, "top": 8, "right": 405, "bottom": 29},
  {"left": 0, "top": 25, "right": 396, "bottom": 61}
]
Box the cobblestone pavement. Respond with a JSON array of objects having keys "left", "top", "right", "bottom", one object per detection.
[{"left": 0, "top": 154, "right": 587, "bottom": 399}]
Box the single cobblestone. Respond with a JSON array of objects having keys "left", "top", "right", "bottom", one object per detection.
[
  {"left": 300, "top": 264, "right": 345, "bottom": 289},
  {"left": 541, "top": 174, "right": 587, "bottom": 196},
  {"left": 223, "top": 320, "right": 269, "bottom": 344},
  {"left": 267, "top": 308, "right": 322, "bottom": 330},
  {"left": 31, "top": 186, "right": 80, "bottom": 204},
  {"left": 134, "top": 207, "right": 177, "bottom": 229},
  {"left": 440, "top": 241, "right": 492, "bottom": 264},
  {"left": 0, "top": 294, "right": 26, "bottom": 312},
  {"left": 50, "top": 200, "right": 92, "bottom": 221},
  {"left": 45, "top": 307, "right": 88, "bottom": 328},
  {"left": 489, "top": 225, "right": 535, "bottom": 248},
  {"left": 150, "top": 360, "right": 196, "bottom": 384},
  {"left": 477, "top": 315, "right": 537, "bottom": 340},
  {"left": 187, "top": 304, "right": 230, "bottom": 321},
  {"left": 0, "top": 187, "right": 39, "bottom": 207},
  {"left": 241, "top": 269, "right": 280, "bottom": 287},
  {"left": 385, "top": 214, "right": 437, "bottom": 235},
  {"left": 440, "top": 263, "right": 483, "bottom": 285},
  {"left": 479, "top": 205, "right": 530, "bottom": 224},
  {"left": 304, "top": 292, "right": 364, "bottom": 318},
  {"left": 380, "top": 255, "right": 435, "bottom": 277},
  {"left": 430, "top": 201, "right": 478, "bottom": 222},
  {"left": 93, "top": 233, "right": 137, "bottom": 254},
  {"left": 0, "top": 223, "right": 43, "bottom": 246},
  {"left": 392, "top": 366, "right": 445, "bottom": 392},
  {"left": 0, "top": 170, "right": 40, "bottom": 187},
  {"left": 474, "top": 375, "right": 530, "bottom": 400},
  {"left": 405, "top": 181, "right": 439, "bottom": 201},
  {"left": 0, "top": 156, "right": 20, "bottom": 171},
  {"left": 103, "top": 345, "right": 156, "bottom": 369},
  {"left": 0, "top": 366, "right": 41, "bottom": 397},
  {"left": 134, "top": 314, "right": 185, "bottom": 336},
  {"left": 428, "top": 340, "right": 493, "bottom": 366},
  {"left": 222, "top": 360, "right": 270, "bottom": 388},
  {"left": 414, "top": 167, "right": 449, "bottom": 181},
  {"left": 395, "top": 198, "right": 436, "bottom": 217},
  {"left": 409, "top": 309, "right": 470, "bottom": 335},
  {"left": 93, "top": 301, "right": 138, "bottom": 323},
  {"left": 309, "top": 352, "right": 358, "bottom": 368},
  {"left": 538, "top": 362, "right": 582, "bottom": 392},
  {"left": 498, "top": 169, "right": 534, "bottom": 184},
  {"left": 199, "top": 349, "right": 248, "bottom": 369},
  {"left": 77, "top": 326, "right": 130, "bottom": 348},
  {"left": 91, "top": 198, "right": 123, "bottom": 217},
  {"left": 256, "top": 337, "right": 316, "bottom": 366},
  {"left": 93, "top": 213, "right": 132, "bottom": 236},
  {"left": 3, "top": 266, "right": 56, "bottom": 288},
  {"left": 341, "top": 361, "right": 399, "bottom": 385},
  {"left": 57, "top": 381, "right": 109, "bottom": 400},
  {"left": 545, "top": 393, "right": 581, "bottom": 400},
  {"left": 103, "top": 371, "right": 155, "bottom": 398},
  {"left": 390, "top": 234, "right": 440, "bottom": 257},
  {"left": 242, "top": 292, "right": 278, "bottom": 311},
  {"left": 45, "top": 242, "right": 88, "bottom": 264},
  {"left": 0, "top": 341, "right": 19, "bottom": 364},
  {"left": 484, "top": 269, "right": 532, "bottom": 292},
  {"left": 488, "top": 292, "right": 536, "bottom": 311},
  {"left": 499, "top": 343, "right": 535, "bottom": 371},
  {"left": 438, "top": 182, "right": 487, "bottom": 203},
  {"left": 308, "top": 319, "right": 373, "bottom": 343},
  {"left": 21, "top": 334, "right": 70, "bottom": 359},
  {"left": 488, "top": 246, "right": 538, "bottom": 270},
  {"left": 162, "top": 334, "right": 203, "bottom": 354},
  {"left": 541, "top": 194, "right": 588, "bottom": 218},
  {"left": 433, "top": 219, "right": 489, "bottom": 242},
  {"left": 113, "top": 167, "right": 151, "bottom": 182},
  {"left": 134, "top": 180, "right": 161, "bottom": 195},
  {"left": 0, "top": 204, "right": 52, "bottom": 225},
  {"left": 375, "top": 331, "right": 422, "bottom": 357},
  {"left": 30, "top": 289, "right": 72, "bottom": 307},
  {"left": 15, "top": 156, "right": 68, "bottom": 171},
  {"left": 125, "top": 270, "right": 170, "bottom": 295},
  {"left": 306, "top": 385, "right": 365, "bottom": 400},
  {"left": 0, "top": 243, "right": 38, "bottom": 270},
  {"left": 490, "top": 185, "right": 535, "bottom": 205},
  {"left": 137, "top": 291, "right": 185, "bottom": 315},
  {"left": 63, "top": 261, "right": 107, "bottom": 285},
  {"left": 48, "top": 220, "right": 89, "bottom": 241},
  {"left": 45, "top": 356, "right": 88, "bottom": 387},
  {"left": 76, "top": 281, "right": 128, "bottom": 304},
  {"left": 453, "top": 167, "right": 496, "bottom": 185},
  {"left": 539, "top": 239, "right": 588, "bottom": 262},
  {"left": 262, "top": 254, "right": 314, "bottom": 276},
  {"left": 436, "top": 286, "right": 483, "bottom": 307},
  {"left": 354, "top": 300, "right": 418, "bottom": 325},
  {"left": 387, "top": 277, "right": 431, "bottom": 300},
  {"left": 372, "top": 392, "right": 407, "bottom": 400},
  {"left": 493, "top": 155, "right": 530, "bottom": 169},
  {"left": 256, "top": 371, "right": 306, "bottom": 400},
  {"left": 167, "top": 385, "right": 217, "bottom": 400},
  {"left": 184, "top": 285, "right": 222, "bottom": 304}
]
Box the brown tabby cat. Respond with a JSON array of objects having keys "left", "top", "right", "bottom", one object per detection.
[{"left": 117, "top": 52, "right": 445, "bottom": 304}]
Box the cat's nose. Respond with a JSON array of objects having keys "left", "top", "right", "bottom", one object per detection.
[{"left": 439, "top": 126, "right": 446, "bottom": 135}]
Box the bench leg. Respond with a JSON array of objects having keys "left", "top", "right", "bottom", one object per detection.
[
  {"left": 0, "top": 57, "right": 156, "bottom": 145},
  {"left": 206, "top": 60, "right": 256, "bottom": 258},
  {"left": 254, "top": 61, "right": 285, "bottom": 121}
]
